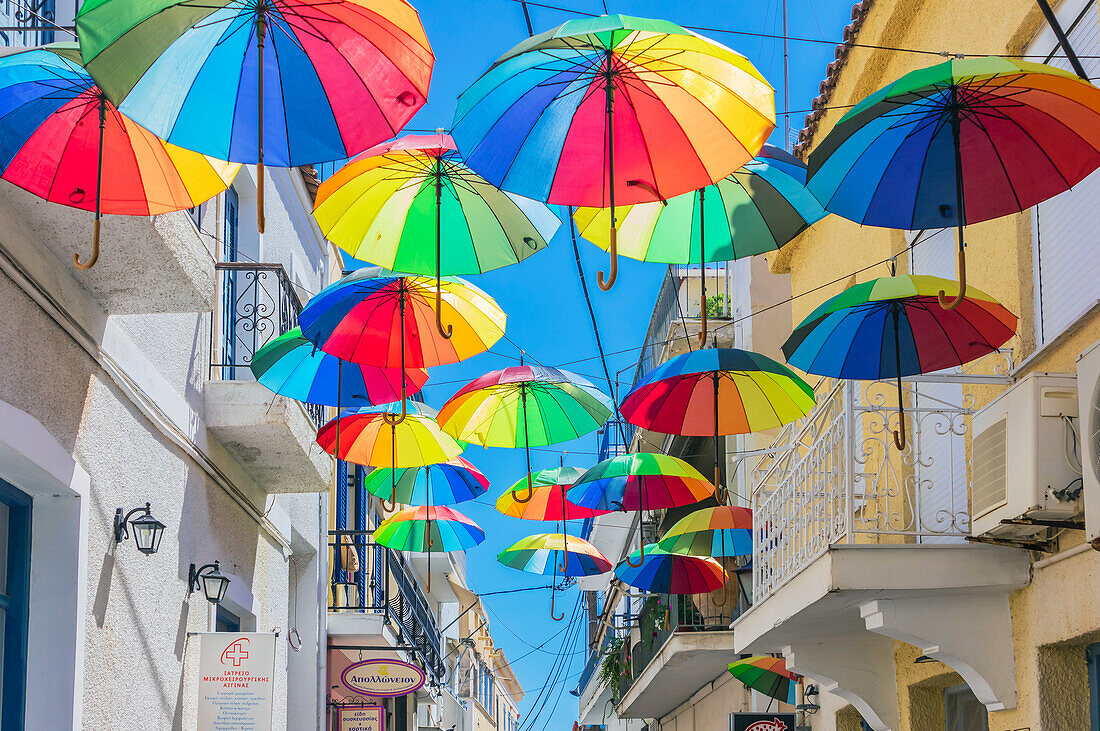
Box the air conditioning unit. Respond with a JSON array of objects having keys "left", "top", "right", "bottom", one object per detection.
[
  {"left": 971, "top": 373, "right": 1081, "bottom": 540},
  {"left": 1078, "top": 340, "right": 1100, "bottom": 547}
]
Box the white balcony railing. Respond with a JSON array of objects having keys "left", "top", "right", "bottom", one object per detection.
[{"left": 750, "top": 351, "right": 1013, "bottom": 603}]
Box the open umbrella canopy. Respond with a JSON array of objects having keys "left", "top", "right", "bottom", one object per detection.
[
  {"left": 566, "top": 453, "right": 714, "bottom": 512},
  {"left": 299, "top": 269, "right": 506, "bottom": 368},
  {"left": 451, "top": 14, "right": 774, "bottom": 289},
  {"left": 782, "top": 274, "right": 1017, "bottom": 379},
  {"left": 806, "top": 57, "right": 1100, "bottom": 307},
  {"left": 614, "top": 543, "right": 727, "bottom": 594},
  {"left": 726, "top": 656, "right": 799, "bottom": 705},
  {"left": 251, "top": 327, "right": 428, "bottom": 406},
  {"left": 316, "top": 401, "right": 463, "bottom": 468},
  {"left": 0, "top": 44, "right": 238, "bottom": 267},
  {"left": 806, "top": 57, "right": 1100, "bottom": 229},
  {"left": 374, "top": 505, "right": 484, "bottom": 552},
  {"left": 75, "top": 0, "right": 433, "bottom": 168},
  {"left": 573, "top": 145, "right": 826, "bottom": 263},
  {"left": 495, "top": 467, "right": 608, "bottom": 520},
  {"left": 313, "top": 133, "right": 558, "bottom": 274},
  {"left": 620, "top": 348, "right": 815, "bottom": 437},
  {"left": 361, "top": 456, "right": 488, "bottom": 506},
  {"left": 438, "top": 366, "right": 613, "bottom": 448},
  {"left": 497, "top": 533, "right": 611, "bottom": 576},
  {"left": 452, "top": 15, "right": 773, "bottom": 206},
  {"left": 658, "top": 506, "right": 752, "bottom": 558}
]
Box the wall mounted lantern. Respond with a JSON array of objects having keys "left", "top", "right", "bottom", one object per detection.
[
  {"left": 189, "top": 560, "right": 230, "bottom": 604},
  {"left": 113, "top": 502, "right": 166, "bottom": 555}
]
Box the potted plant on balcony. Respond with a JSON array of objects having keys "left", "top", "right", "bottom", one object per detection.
[{"left": 597, "top": 637, "right": 630, "bottom": 702}]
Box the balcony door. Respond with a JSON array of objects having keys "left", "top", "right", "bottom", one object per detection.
[
  {"left": 0, "top": 480, "right": 30, "bottom": 729},
  {"left": 221, "top": 187, "right": 241, "bottom": 379},
  {"left": 909, "top": 230, "right": 969, "bottom": 541}
]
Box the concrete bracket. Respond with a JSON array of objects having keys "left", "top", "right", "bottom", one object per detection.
[
  {"left": 860, "top": 595, "right": 1017, "bottom": 712},
  {"left": 782, "top": 636, "right": 900, "bottom": 731}
]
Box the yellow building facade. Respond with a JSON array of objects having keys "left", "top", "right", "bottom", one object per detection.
[{"left": 755, "top": 0, "right": 1100, "bottom": 729}]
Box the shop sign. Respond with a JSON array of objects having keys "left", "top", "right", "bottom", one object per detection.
[
  {"left": 730, "top": 714, "right": 797, "bottom": 731},
  {"left": 337, "top": 705, "right": 384, "bottom": 731},
  {"left": 196, "top": 633, "right": 276, "bottom": 730},
  {"left": 340, "top": 658, "right": 425, "bottom": 698}
]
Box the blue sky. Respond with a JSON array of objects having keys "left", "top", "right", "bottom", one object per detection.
[{"left": 358, "top": 1, "right": 860, "bottom": 727}]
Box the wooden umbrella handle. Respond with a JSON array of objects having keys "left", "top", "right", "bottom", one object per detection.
[{"left": 937, "top": 248, "right": 967, "bottom": 310}]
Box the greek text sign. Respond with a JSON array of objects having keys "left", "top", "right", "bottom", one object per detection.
[
  {"left": 341, "top": 658, "right": 425, "bottom": 697},
  {"left": 337, "top": 705, "right": 384, "bottom": 731},
  {"left": 197, "top": 632, "right": 276, "bottom": 730},
  {"left": 730, "top": 714, "right": 796, "bottom": 731}
]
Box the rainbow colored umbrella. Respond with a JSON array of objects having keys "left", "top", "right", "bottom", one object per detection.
[
  {"left": 251, "top": 327, "right": 427, "bottom": 406},
  {"left": 573, "top": 145, "right": 826, "bottom": 340},
  {"left": 0, "top": 45, "right": 237, "bottom": 269},
  {"left": 299, "top": 269, "right": 506, "bottom": 422},
  {"left": 619, "top": 348, "right": 814, "bottom": 496},
  {"left": 362, "top": 457, "right": 489, "bottom": 509},
  {"left": 375, "top": 505, "right": 484, "bottom": 591},
  {"left": 76, "top": 0, "right": 433, "bottom": 232},
  {"left": 313, "top": 133, "right": 557, "bottom": 336},
  {"left": 498, "top": 533, "right": 611, "bottom": 620},
  {"left": 806, "top": 57, "right": 1100, "bottom": 309},
  {"left": 783, "top": 273, "right": 1016, "bottom": 449},
  {"left": 568, "top": 453, "right": 713, "bottom": 564},
  {"left": 452, "top": 14, "right": 774, "bottom": 290},
  {"left": 658, "top": 506, "right": 753, "bottom": 558},
  {"left": 727, "top": 656, "right": 799, "bottom": 706},
  {"left": 316, "top": 401, "right": 463, "bottom": 468},
  {"left": 495, "top": 467, "right": 608, "bottom": 521},
  {"left": 614, "top": 543, "right": 727, "bottom": 594},
  {"left": 438, "top": 366, "right": 613, "bottom": 502}
]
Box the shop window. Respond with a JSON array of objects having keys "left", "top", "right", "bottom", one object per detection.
[
  {"left": 0, "top": 481, "right": 29, "bottom": 729},
  {"left": 944, "top": 683, "right": 988, "bottom": 731},
  {"left": 215, "top": 606, "right": 241, "bottom": 633}
]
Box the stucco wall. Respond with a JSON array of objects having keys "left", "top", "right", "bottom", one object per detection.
[{"left": 0, "top": 171, "right": 329, "bottom": 729}]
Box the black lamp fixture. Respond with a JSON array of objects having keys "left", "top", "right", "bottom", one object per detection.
[
  {"left": 113, "top": 502, "right": 166, "bottom": 555},
  {"left": 189, "top": 560, "right": 231, "bottom": 604}
]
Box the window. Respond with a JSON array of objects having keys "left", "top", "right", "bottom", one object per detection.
[
  {"left": 0, "top": 481, "right": 30, "bottom": 729},
  {"left": 944, "top": 683, "right": 988, "bottom": 731},
  {"left": 220, "top": 187, "right": 240, "bottom": 380},
  {"left": 188, "top": 202, "right": 204, "bottom": 231},
  {"left": 215, "top": 606, "right": 241, "bottom": 633},
  {"left": 1088, "top": 642, "right": 1100, "bottom": 731},
  {"left": 1027, "top": 0, "right": 1100, "bottom": 346}
]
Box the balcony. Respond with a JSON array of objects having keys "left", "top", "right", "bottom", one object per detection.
[
  {"left": 735, "top": 366, "right": 1032, "bottom": 730},
  {"left": 204, "top": 262, "right": 331, "bottom": 493},
  {"left": 615, "top": 592, "right": 744, "bottom": 718},
  {"left": 327, "top": 530, "right": 445, "bottom": 682}
]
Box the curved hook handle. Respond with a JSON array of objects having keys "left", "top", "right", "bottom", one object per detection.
[
  {"left": 937, "top": 248, "right": 967, "bottom": 311},
  {"left": 513, "top": 471, "right": 534, "bottom": 504},
  {"left": 74, "top": 219, "right": 101, "bottom": 270},
  {"left": 557, "top": 539, "right": 570, "bottom": 574},
  {"left": 381, "top": 399, "right": 407, "bottom": 426},
  {"left": 893, "top": 413, "right": 907, "bottom": 451},
  {"left": 711, "top": 578, "right": 729, "bottom": 607},
  {"left": 597, "top": 225, "right": 618, "bottom": 291},
  {"left": 550, "top": 587, "right": 565, "bottom": 621},
  {"left": 381, "top": 495, "right": 397, "bottom": 513},
  {"left": 625, "top": 542, "right": 645, "bottom": 567},
  {"left": 435, "top": 282, "right": 454, "bottom": 340}
]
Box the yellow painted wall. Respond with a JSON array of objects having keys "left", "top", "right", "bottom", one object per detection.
[{"left": 785, "top": 1, "right": 1100, "bottom": 729}]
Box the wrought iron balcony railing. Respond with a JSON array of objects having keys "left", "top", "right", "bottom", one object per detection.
[
  {"left": 749, "top": 351, "right": 1013, "bottom": 605},
  {"left": 619, "top": 592, "right": 743, "bottom": 699},
  {"left": 210, "top": 262, "right": 324, "bottom": 426},
  {"left": 329, "top": 530, "right": 444, "bottom": 681},
  {"left": 0, "top": 0, "right": 58, "bottom": 48}
]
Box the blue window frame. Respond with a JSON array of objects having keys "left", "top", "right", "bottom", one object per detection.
[
  {"left": 1088, "top": 641, "right": 1100, "bottom": 731},
  {"left": 0, "top": 480, "right": 30, "bottom": 729},
  {"left": 221, "top": 187, "right": 240, "bottom": 380}
]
